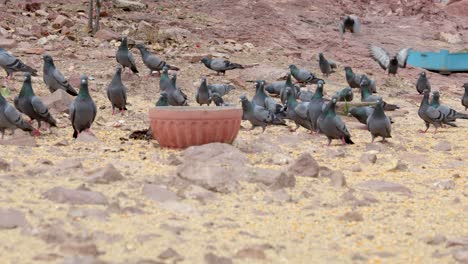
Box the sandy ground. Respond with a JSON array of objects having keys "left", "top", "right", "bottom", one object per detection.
[{"left": 0, "top": 0, "right": 467, "bottom": 263}]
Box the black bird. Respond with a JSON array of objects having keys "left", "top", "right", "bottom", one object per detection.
[
  {"left": 416, "top": 71, "right": 430, "bottom": 94},
  {"left": 338, "top": 15, "right": 360, "bottom": 39},
  {"left": 369, "top": 45, "right": 410, "bottom": 75}
]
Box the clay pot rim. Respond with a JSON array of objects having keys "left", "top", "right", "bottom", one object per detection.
[{"left": 151, "top": 106, "right": 241, "bottom": 111}]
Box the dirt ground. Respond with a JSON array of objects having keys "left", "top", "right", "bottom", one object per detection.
[{"left": 0, "top": 0, "right": 467, "bottom": 263}]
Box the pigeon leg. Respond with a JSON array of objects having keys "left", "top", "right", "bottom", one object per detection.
[
  {"left": 32, "top": 129, "right": 41, "bottom": 136},
  {"left": 371, "top": 135, "right": 375, "bottom": 143},
  {"left": 341, "top": 137, "right": 347, "bottom": 145},
  {"left": 327, "top": 138, "right": 332, "bottom": 146},
  {"left": 261, "top": 126, "right": 266, "bottom": 133},
  {"left": 112, "top": 108, "right": 116, "bottom": 115},
  {"left": 0, "top": 130, "right": 4, "bottom": 140},
  {"left": 433, "top": 127, "right": 438, "bottom": 135},
  {"left": 120, "top": 109, "right": 125, "bottom": 115},
  {"left": 85, "top": 128, "right": 95, "bottom": 135},
  {"left": 27, "top": 119, "right": 33, "bottom": 125},
  {"left": 289, "top": 123, "right": 300, "bottom": 132}
]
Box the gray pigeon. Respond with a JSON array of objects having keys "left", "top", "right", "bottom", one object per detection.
[
  {"left": 155, "top": 92, "right": 169, "bottom": 107},
  {"left": 369, "top": 45, "right": 410, "bottom": 75},
  {"left": 196, "top": 77, "right": 212, "bottom": 106},
  {"left": 416, "top": 71, "right": 430, "bottom": 94},
  {"left": 463, "top": 83, "right": 468, "bottom": 110},
  {"left": 289, "top": 64, "right": 322, "bottom": 84},
  {"left": 14, "top": 72, "right": 57, "bottom": 133},
  {"left": 116, "top": 37, "right": 138, "bottom": 74},
  {"left": 360, "top": 76, "right": 399, "bottom": 111},
  {"left": 317, "top": 97, "right": 354, "bottom": 145},
  {"left": 319, "top": 53, "right": 337, "bottom": 77},
  {"left": 284, "top": 87, "right": 313, "bottom": 132},
  {"left": 159, "top": 66, "right": 173, "bottom": 92},
  {"left": 366, "top": 100, "right": 392, "bottom": 142},
  {"left": 201, "top": 57, "right": 243, "bottom": 75},
  {"left": 43, "top": 55, "right": 78, "bottom": 96},
  {"left": 348, "top": 106, "right": 374, "bottom": 125},
  {"left": 430, "top": 91, "right": 468, "bottom": 122},
  {"left": 339, "top": 15, "right": 360, "bottom": 39},
  {"left": 265, "top": 81, "right": 286, "bottom": 96},
  {"left": 107, "top": 66, "right": 127, "bottom": 114},
  {"left": 166, "top": 72, "right": 188, "bottom": 106},
  {"left": 69, "top": 75, "right": 97, "bottom": 138},
  {"left": 211, "top": 93, "right": 226, "bottom": 106},
  {"left": 344, "top": 66, "right": 376, "bottom": 93},
  {"left": 0, "top": 92, "right": 34, "bottom": 139},
  {"left": 418, "top": 89, "right": 455, "bottom": 134},
  {"left": 240, "top": 95, "right": 285, "bottom": 132},
  {"left": 135, "top": 43, "right": 179, "bottom": 75},
  {"left": 208, "top": 83, "right": 235, "bottom": 97},
  {"left": 280, "top": 73, "right": 298, "bottom": 105},
  {"left": 0, "top": 47, "right": 37, "bottom": 81},
  {"left": 252, "top": 80, "right": 283, "bottom": 114},
  {"left": 307, "top": 80, "right": 326, "bottom": 132},
  {"left": 334, "top": 87, "right": 353, "bottom": 102}
]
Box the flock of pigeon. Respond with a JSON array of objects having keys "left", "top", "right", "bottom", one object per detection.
[{"left": 0, "top": 15, "right": 468, "bottom": 144}]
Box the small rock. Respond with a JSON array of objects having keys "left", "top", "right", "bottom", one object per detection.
[
  {"left": 177, "top": 184, "right": 216, "bottom": 204},
  {"left": 88, "top": 163, "right": 124, "bottom": 184},
  {"left": 360, "top": 151, "right": 378, "bottom": 164},
  {"left": 0, "top": 208, "right": 29, "bottom": 229},
  {"left": 452, "top": 248, "right": 468, "bottom": 263},
  {"left": 356, "top": 180, "right": 412, "bottom": 195},
  {"left": 0, "top": 131, "right": 36, "bottom": 147},
  {"left": 158, "top": 247, "right": 183, "bottom": 261},
  {"left": 176, "top": 163, "right": 240, "bottom": 194},
  {"left": 325, "top": 148, "right": 346, "bottom": 158},
  {"left": 94, "top": 28, "right": 120, "bottom": 41},
  {"left": 348, "top": 165, "right": 362, "bottom": 172},
  {"left": 338, "top": 211, "right": 364, "bottom": 222},
  {"left": 76, "top": 132, "right": 101, "bottom": 143},
  {"left": 446, "top": 236, "right": 468, "bottom": 247},
  {"left": 288, "top": 152, "right": 320, "bottom": 177},
  {"left": 60, "top": 242, "right": 100, "bottom": 256},
  {"left": 266, "top": 189, "right": 292, "bottom": 203},
  {"left": 267, "top": 153, "right": 292, "bottom": 165},
  {"left": 41, "top": 89, "right": 73, "bottom": 114},
  {"left": 438, "top": 32, "right": 463, "bottom": 44},
  {"left": 425, "top": 234, "right": 447, "bottom": 245},
  {"left": 234, "top": 246, "right": 266, "bottom": 260},
  {"left": 0, "top": 158, "right": 10, "bottom": 171},
  {"left": 43, "top": 186, "right": 108, "bottom": 205},
  {"left": 35, "top": 9, "right": 49, "bottom": 17},
  {"left": 57, "top": 158, "right": 82, "bottom": 171},
  {"left": 204, "top": 253, "right": 233, "bottom": 264},
  {"left": 143, "top": 184, "right": 179, "bottom": 203},
  {"left": 433, "top": 141, "right": 452, "bottom": 151},
  {"left": 433, "top": 179, "right": 455, "bottom": 190},
  {"left": 113, "top": 0, "right": 148, "bottom": 11},
  {"left": 386, "top": 159, "right": 408, "bottom": 171},
  {"left": 328, "top": 171, "right": 346, "bottom": 187},
  {"left": 180, "top": 53, "right": 207, "bottom": 63},
  {"left": 52, "top": 15, "right": 73, "bottom": 29}
]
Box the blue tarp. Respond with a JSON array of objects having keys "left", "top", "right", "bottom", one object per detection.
[{"left": 407, "top": 49, "right": 468, "bottom": 74}]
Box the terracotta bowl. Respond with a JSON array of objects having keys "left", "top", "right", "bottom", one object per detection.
[{"left": 149, "top": 106, "right": 243, "bottom": 148}]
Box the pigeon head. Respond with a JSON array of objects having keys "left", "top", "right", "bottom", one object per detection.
[
  {"left": 432, "top": 91, "right": 440, "bottom": 100},
  {"left": 319, "top": 53, "right": 324, "bottom": 59},
  {"left": 200, "top": 57, "right": 210, "bottom": 65},
  {"left": 317, "top": 79, "right": 325, "bottom": 86},
  {"left": 331, "top": 97, "right": 338, "bottom": 104},
  {"left": 23, "top": 72, "right": 31, "bottom": 82},
  {"left": 135, "top": 43, "right": 145, "bottom": 50},
  {"left": 360, "top": 76, "right": 369, "bottom": 87},
  {"left": 162, "top": 66, "right": 169, "bottom": 74},
  {"left": 80, "top": 75, "right": 88, "bottom": 85},
  {"left": 289, "top": 64, "right": 297, "bottom": 71},
  {"left": 421, "top": 71, "right": 426, "bottom": 77},
  {"left": 462, "top": 83, "right": 468, "bottom": 89},
  {"left": 160, "top": 92, "right": 168, "bottom": 99},
  {"left": 115, "top": 66, "right": 123, "bottom": 74},
  {"left": 422, "top": 89, "right": 430, "bottom": 96},
  {"left": 42, "top": 54, "right": 54, "bottom": 64},
  {"left": 239, "top": 95, "right": 248, "bottom": 102},
  {"left": 344, "top": 66, "right": 352, "bottom": 72}
]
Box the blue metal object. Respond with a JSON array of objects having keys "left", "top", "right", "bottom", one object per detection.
[{"left": 407, "top": 49, "right": 468, "bottom": 74}]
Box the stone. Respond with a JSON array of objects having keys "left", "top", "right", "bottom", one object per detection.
[
  {"left": 35, "top": 9, "right": 49, "bottom": 17},
  {"left": 247, "top": 168, "right": 295, "bottom": 189},
  {"left": 438, "top": 32, "right": 463, "bottom": 44},
  {"left": 41, "top": 89, "right": 73, "bottom": 114},
  {"left": 57, "top": 158, "right": 82, "bottom": 171},
  {"left": 0, "top": 208, "right": 29, "bottom": 229},
  {"left": 143, "top": 184, "right": 179, "bottom": 203},
  {"left": 0, "top": 37, "right": 16, "bottom": 49},
  {"left": 52, "top": 15, "right": 73, "bottom": 29},
  {"left": 386, "top": 159, "right": 408, "bottom": 171},
  {"left": 433, "top": 141, "right": 452, "bottom": 151},
  {"left": 288, "top": 152, "right": 320, "bottom": 177},
  {"left": 326, "top": 148, "right": 346, "bottom": 158},
  {"left": 234, "top": 246, "right": 266, "bottom": 259},
  {"left": 158, "top": 27, "right": 191, "bottom": 43},
  {"left": 177, "top": 163, "right": 240, "bottom": 193},
  {"left": 433, "top": 179, "right": 455, "bottom": 190},
  {"left": 446, "top": 236, "right": 468, "bottom": 247},
  {"left": 360, "top": 151, "right": 378, "bottom": 164},
  {"left": 204, "top": 253, "right": 233, "bottom": 264},
  {"left": 266, "top": 189, "right": 292, "bottom": 203},
  {"left": 0, "top": 158, "right": 10, "bottom": 171},
  {"left": 177, "top": 185, "right": 216, "bottom": 204},
  {"left": 158, "top": 247, "right": 183, "bottom": 261},
  {"left": 113, "top": 0, "right": 148, "bottom": 11},
  {"left": 60, "top": 242, "right": 100, "bottom": 256},
  {"left": 88, "top": 164, "right": 124, "bottom": 184},
  {"left": 267, "top": 153, "right": 292, "bottom": 165},
  {"left": 452, "top": 248, "right": 468, "bottom": 263},
  {"left": 76, "top": 132, "right": 101, "bottom": 143},
  {"left": 425, "top": 234, "right": 447, "bottom": 245},
  {"left": 43, "top": 186, "right": 108, "bottom": 205},
  {"left": 356, "top": 180, "right": 412, "bottom": 195},
  {"left": 181, "top": 53, "right": 207, "bottom": 63},
  {"left": 328, "top": 171, "right": 346, "bottom": 187},
  {"left": 94, "top": 28, "right": 120, "bottom": 41},
  {"left": 0, "top": 131, "right": 37, "bottom": 147},
  {"left": 338, "top": 211, "right": 364, "bottom": 222}
]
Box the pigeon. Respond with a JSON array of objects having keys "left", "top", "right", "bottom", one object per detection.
[
  {"left": 240, "top": 95, "right": 286, "bottom": 132},
  {"left": 366, "top": 99, "right": 392, "bottom": 142},
  {"left": 416, "top": 71, "right": 430, "bottom": 94},
  {"left": 265, "top": 81, "right": 285, "bottom": 96},
  {"left": 14, "top": 72, "right": 56, "bottom": 133},
  {"left": 166, "top": 72, "right": 188, "bottom": 106},
  {"left": 348, "top": 106, "right": 375, "bottom": 125},
  {"left": 430, "top": 91, "right": 468, "bottom": 122},
  {"left": 201, "top": 57, "right": 244, "bottom": 75},
  {"left": 196, "top": 76, "right": 212, "bottom": 106},
  {"left": 208, "top": 83, "right": 235, "bottom": 97},
  {"left": 135, "top": 43, "right": 179, "bottom": 75},
  {"left": 0, "top": 92, "right": 34, "bottom": 139},
  {"left": 284, "top": 87, "right": 313, "bottom": 132},
  {"left": 297, "top": 89, "right": 315, "bottom": 102},
  {"left": 463, "top": 83, "right": 468, "bottom": 110},
  {"left": 318, "top": 53, "right": 337, "bottom": 77},
  {"left": 69, "top": 75, "right": 97, "bottom": 138},
  {"left": 418, "top": 89, "right": 455, "bottom": 134},
  {"left": 280, "top": 73, "right": 298, "bottom": 104},
  {"left": 211, "top": 93, "right": 226, "bottom": 106},
  {"left": 155, "top": 92, "right": 169, "bottom": 107},
  {"left": 334, "top": 87, "right": 353, "bottom": 102},
  {"left": 360, "top": 76, "right": 399, "bottom": 111},
  {"left": 252, "top": 80, "right": 283, "bottom": 114},
  {"left": 317, "top": 97, "right": 354, "bottom": 145},
  {"left": 369, "top": 45, "right": 410, "bottom": 75},
  {"left": 43, "top": 54, "right": 78, "bottom": 96},
  {"left": 159, "top": 66, "right": 173, "bottom": 92},
  {"left": 0, "top": 47, "right": 37, "bottom": 82},
  {"left": 338, "top": 15, "right": 360, "bottom": 39},
  {"left": 116, "top": 37, "right": 138, "bottom": 75},
  {"left": 344, "top": 66, "right": 377, "bottom": 93},
  {"left": 307, "top": 80, "right": 326, "bottom": 132},
  {"left": 289, "top": 64, "right": 322, "bottom": 84},
  {"left": 106, "top": 66, "right": 127, "bottom": 114}
]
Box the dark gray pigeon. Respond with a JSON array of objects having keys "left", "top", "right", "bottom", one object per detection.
[
  {"left": 211, "top": 93, "right": 226, "bottom": 106},
  {"left": 348, "top": 106, "right": 374, "bottom": 125},
  {"left": 155, "top": 92, "right": 169, "bottom": 107},
  {"left": 369, "top": 45, "right": 410, "bottom": 75},
  {"left": 135, "top": 43, "right": 179, "bottom": 75},
  {"left": 334, "top": 87, "right": 353, "bottom": 102},
  {"left": 339, "top": 15, "right": 360, "bottom": 39},
  {"left": 201, "top": 57, "right": 243, "bottom": 75},
  {"left": 416, "top": 71, "right": 430, "bottom": 94},
  {"left": 430, "top": 91, "right": 468, "bottom": 122},
  {"left": 0, "top": 92, "right": 34, "bottom": 139},
  {"left": 240, "top": 95, "right": 285, "bottom": 132},
  {"left": 366, "top": 100, "right": 392, "bottom": 142},
  {"left": 317, "top": 97, "right": 354, "bottom": 145},
  {"left": 463, "top": 83, "right": 468, "bottom": 110},
  {"left": 166, "top": 72, "right": 188, "bottom": 106},
  {"left": 360, "top": 76, "right": 399, "bottom": 111},
  {"left": 196, "top": 77, "right": 212, "bottom": 106},
  {"left": 107, "top": 66, "right": 127, "bottom": 115},
  {"left": 252, "top": 80, "right": 283, "bottom": 114},
  {"left": 284, "top": 87, "right": 313, "bottom": 132},
  {"left": 289, "top": 64, "right": 322, "bottom": 84},
  {"left": 14, "top": 72, "right": 56, "bottom": 133},
  {"left": 307, "top": 80, "right": 326, "bottom": 132},
  {"left": 43, "top": 54, "right": 78, "bottom": 96},
  {"left": 265, "top": 81, "right": 284, "bottom": 96},
  {"left": 344, "top": 66, "right": 376, "bottom": 93},
  {"left": 318, "top": 53, "right": 337, "bottom": 77},
  {"left": 418, "top": 89, "right": 455, "bottom": 134},
  {"left": 0, "top": 47, "right": 37, "bottom": 82},
  {"left": 116, "top": 37, "right": 138, "bottom": 75},
  {"left": 69, "top": 75, "right": 97, "bottom": 138},
  {"left": 280, "top": 73, "right": 298, "bottom": 105},
  {"left": 159, "top": 66, "right": 173, "bottom": 92},
  {"left": 208, "top": 83, "right": 235, "bottom": 97}
]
